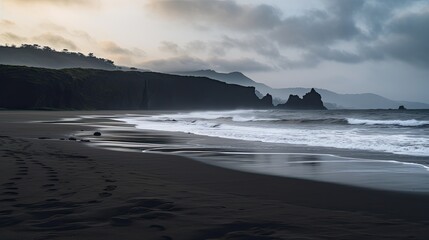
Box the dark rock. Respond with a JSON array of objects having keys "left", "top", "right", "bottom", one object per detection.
[
  {"left": 38, "top": 137, "right": 50, "bottom": 140},
  {"left": 261, "top": 93, "right": 273, "bottom": 106},
  {"left": 68, "top": 137, "right": 77, "bottom": 141},
  {"left": 398, "top": 105, "right": 406, "bottom": 110},
  {"left": 80, "top": 139, "right": 90, "bottom": 143},
  {"left": 277, "top": 88, "right": 327, "bottom": 110},
  {"left": 93, "top": 132, "right": 101, "bottom": 136}
]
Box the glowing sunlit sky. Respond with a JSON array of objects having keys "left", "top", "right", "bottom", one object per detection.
[{"left": 1, "top": 0, "right": 429, "bottom": 102}]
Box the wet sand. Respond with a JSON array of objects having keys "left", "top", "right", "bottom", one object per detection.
[{"left": 0, "top": 111, "right": 428, "bottom": 240}]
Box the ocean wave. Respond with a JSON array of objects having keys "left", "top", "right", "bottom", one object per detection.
[
  {"left": 115, "top": 116, "right": 429, "bottom": 157},
  {"left": 347, "top": 118, "right": 429, "bottom": 127}
]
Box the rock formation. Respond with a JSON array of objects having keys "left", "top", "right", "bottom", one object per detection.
[
  {"left": 278, "top": 88, "right": 327, "bottom": 110},
  {"left": 261, "top": 94, "right": 273, "bottom": 106}
]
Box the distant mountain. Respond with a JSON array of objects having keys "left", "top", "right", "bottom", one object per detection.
[
  {"left": 0, "top": 65, "right": 272, "bottom": 110},
  {"left": 177, "top": 70, "right": 429, "bottom": 109},
  {"left": 0, "top": 44, "right": 118, "bottom": 70}
]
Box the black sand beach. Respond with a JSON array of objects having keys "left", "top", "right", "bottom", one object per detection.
[{"left": 1, "top": 111, "right": 429, "bottom": 240}]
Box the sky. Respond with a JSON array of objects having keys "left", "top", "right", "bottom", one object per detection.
[{"left": 1, "top": 0, "right": 429, "bottom": 103}]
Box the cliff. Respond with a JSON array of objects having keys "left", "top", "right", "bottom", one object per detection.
[
  {"left": 278, "top": 88, "right": 327, "bottom": 110},
  {"left": 0, "top": 65, "right": 272, "bottom": 110}
]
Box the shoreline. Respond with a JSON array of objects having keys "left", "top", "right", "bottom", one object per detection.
[
  {"left": 1, "top": 111, "right": 429, "bottom": 239},
  {"left": 69, "top": 113, "right": 429, "bottom": 194}
]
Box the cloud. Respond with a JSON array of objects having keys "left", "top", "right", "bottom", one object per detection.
[
  {"left": 142, "top": 56, "right": 272, "bottom": 72},
  {"left": 99, "top": 41, "right": 145, "bottom": 66},
  {"left": 142, "top": 56, "right": 208, "bottom": 72},
  {"left": 147, "top": 0, "right": 282, "bottom": 30},
  {"left": 33, "top": 33, "right": 78, "bottom": 50},
  {"left": 210, "top": 57, "right": 273, "bottom": 72},
  {"left": 146, "top": 0, "right": 429, "bottom": 70},
  {"left": 159, "top": 41, "right": 180, "bottom": 54},
  {"left": 0, "top": 32, "right": 27, "bottom": 43},
  {"left": 271, "top": 11, "right": 360, "bottom": 48},
  {"left": 5, "top": 0, "right": 99, "bottom": 7},
  {"left": 100, "top": 41, "right": 133, "bottom": 55},
  {"left": 218, "top": 36, "right": 281, "bottom": 59},
  {"left": 374, "top": 10, "right": 429, "bottom": 68},
  {"left": 159, "top": 40, "right": 207, "bottom": 55},
  {"left": 0, "top": 19, "right": 15, "bottom": 27},
  {"left": 38, "top": 22, "right": 67, "bottom": 32},
  {"left": 185, "top": 40, "right": 206, "bottom": 52}
]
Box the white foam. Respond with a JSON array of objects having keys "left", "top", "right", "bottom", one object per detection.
[
  {"left": 115, "top": 113, "right": 429, "bottom": 157},
  {"left": 347, "top": 118, "right": 429, "bottom": 127}
]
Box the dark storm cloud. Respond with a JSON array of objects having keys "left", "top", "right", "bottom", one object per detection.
[
  {"left": 147, "top": 0, "right": 282, "bottom": 30},
  {"left": 270, "top": 0, "right": 429, "bottom": 69},
  {"left": 375, "top": 10, "right": 429, "bottom": 68},
  {"left": 271, "top": 11, "right": 359, "bottom": 48},
  {"left": 147, "top": 0, "right": 429, "bottom": 70}
]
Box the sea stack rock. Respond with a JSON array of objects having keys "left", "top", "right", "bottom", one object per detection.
[
  {"left": 261, "top": 93, "right": 273, "bottom": 107},
  {"left": 398, "top": 105, "right": 407, "bottom": 110},
  {"left": 278, "top": 88, "right": 327, "bottom": 110}
]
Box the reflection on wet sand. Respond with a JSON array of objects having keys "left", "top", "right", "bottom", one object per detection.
[{"left": 70, "top": 120, "right": 429, "bottom": 193}]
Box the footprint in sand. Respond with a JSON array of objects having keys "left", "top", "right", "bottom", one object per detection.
[
  {"left": 2, "top": 182, "right": 15, "bottom": 187},
  {"left": 103, "top": 185, "right": 117, "bottom": 191},
  {"left": 0, "top": 210, "right": 14, "bottom": 215},
  {"left": 149, "top": 224, "right": 166, "bottom": 231},
  {"left": 98, "top": 192, "right": 112, "bottom": 198},
  {"left": 2, "top": 192, "right": 18, "bottom": 196},
  {"left": 110, "top": 217, "right": 132, "bottom": 227},
  {"left": 160, "top": 236, "right": 173, "bottom": 240},
  {"left": 0, "top": 216, "right": 22, "bottom": 227},
  {"left": 60, "top": 192, "right": 76, "bottom": 197}
]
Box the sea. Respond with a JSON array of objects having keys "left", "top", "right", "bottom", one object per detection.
[{"left": 67, "top": 109, "right": 429, "bottom": 193}]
